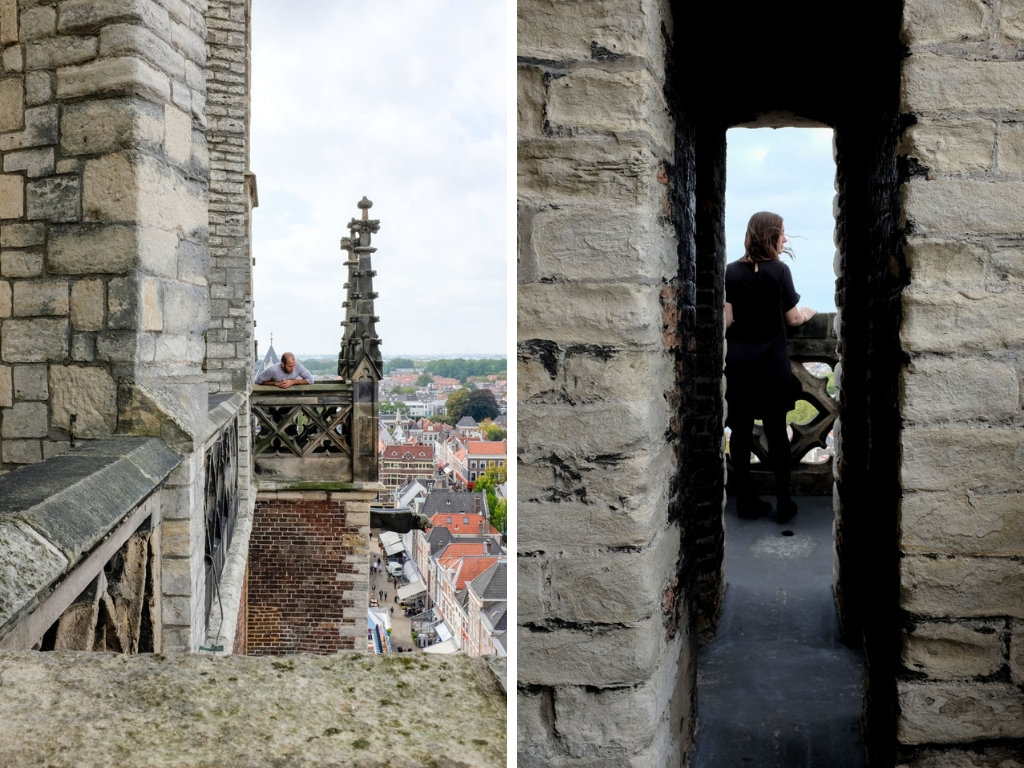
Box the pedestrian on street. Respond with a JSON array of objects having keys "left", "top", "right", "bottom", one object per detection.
[
  {"left": 379, "top": 590, "right": 383, "bottom": 600},
  {"left": 394, "top": 595, "right": 398, "bottom": 603},
  {"left": 390, "top": 607, "right": 394, "bottom": 617},
  {"left": 384, "top": 591, "right": 388, "bottom": 600}
]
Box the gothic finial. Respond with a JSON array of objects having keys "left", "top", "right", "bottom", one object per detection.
[
  {"left": 358, "top": 196, "right": 372, "bottom": 221},
  {"left": 338, "top": 198, "right": 383, "bottom": 382}
]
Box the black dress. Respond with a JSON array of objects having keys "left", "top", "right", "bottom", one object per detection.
[{"left": 724, "top": 258, "right": 800, "bottom": 423}]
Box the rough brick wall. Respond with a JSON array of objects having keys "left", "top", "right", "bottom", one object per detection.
[
  {"left": 247, "top": 494, "right": 366, "bottom": 655},
  {"left": 203, "top": 0, "right": 254, "bottom": 394},
  {"left": 685, "top": 125, "right": 726, "bottom": 643},
  {"left": 517, "top": 0, "right": 691, "bottom": 764}
]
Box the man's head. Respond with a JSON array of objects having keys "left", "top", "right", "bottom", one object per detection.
[{"left": 281, "top": 352, "right": 296, "bottom": 373}]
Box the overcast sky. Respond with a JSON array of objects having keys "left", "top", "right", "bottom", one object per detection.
[
  {"left": 250, "top": 1, "right": 506, "bottom": 359},
  {"left": 725, "top": 127, "right": 837, "bottom": 312}
]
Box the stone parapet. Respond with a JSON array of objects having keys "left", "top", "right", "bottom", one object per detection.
[
  {"left": 730, "top": 312, "right": 839, "bottom": 497},
  {"left": 0, "top": 650, "right": 506, "bottom": 767},
  {"left": 251, "top": 383, "right": 379, "bottom": 487},
  {"left": 0, "top": 436, "right": 179, "bottom": 648}
]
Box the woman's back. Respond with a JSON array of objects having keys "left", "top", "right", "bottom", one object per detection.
[{"left": 725, "top": 259, "right": 799, "bottom": 346}]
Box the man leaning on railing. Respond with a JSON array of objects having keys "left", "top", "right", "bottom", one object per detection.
[{"left": 255, "top": 352, "right": 314, "bottom": 388}]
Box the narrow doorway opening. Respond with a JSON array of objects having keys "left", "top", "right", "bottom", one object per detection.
[{"left": 692, "top": 127, "right": 867, "bottom": 767}]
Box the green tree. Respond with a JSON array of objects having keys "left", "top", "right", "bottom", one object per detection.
[
  {"left": 416, "top": 372, "right": 432, "bottom": 387},
  {"left": 491, "top": 499, "right": 507, "bottom": 538},
  {"left": 475, "top": 465, "right": 507, "bottom": 534},
  {"left": 391, "top": 385, "right": 416, "bottom": 395},
  {"left": 445, "top": 388, "right": 470, "bottom": 422},
  {"left": 379, "top": 401, "right": 410, "bottom": 415},
  {"left": 478, "top": 419, "right": 507, "bottom": 441},
  {"left": 300, "top": 357, "right": 337, "bottom": 375},
  {"left": 465, "top": 389, "right": 500, "bottom": 422},
  {"left": 786, "top": 399, "right": 818, "bottom": 426},
  {"left": 422, "top": 358, "right": 508, "bottom": 382}
]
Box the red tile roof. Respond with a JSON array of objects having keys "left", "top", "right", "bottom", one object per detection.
[
  {"left": 437, "top": 551, "right": 501, "bottom": 590},
  {"left": 453, "top": 557, "right": 501, "bottom": 590},
  {"left": 381, "top": 443, "right": 433, "bottom": 460},
  {"left": 467, "top": 441, "right": 507, "bottom": 456},
  {"left": 430, "top": 513, "right": 499, "bottom": 536}
]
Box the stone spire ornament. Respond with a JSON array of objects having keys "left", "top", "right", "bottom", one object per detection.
[{"left": 338, "top": 197, "right": 383, "bottom": 382}]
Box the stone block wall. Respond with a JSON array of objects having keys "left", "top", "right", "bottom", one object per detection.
[
  {"left": 247, "top": 492, "right": 370, "bottom": 655},
  {"left": 202, "top": 0, "right": 253, "bottom": 394},
  {"left": 0, "top": 0, "right": 215, "bottom": 651},
  {"left": 517, "top": 1, "right": 695, "bottom": 764},
  {"left": 896, "top": 0, "right": 1024, "bottom": 760},
  {"left": 158, "top": 450, "right": 204, "bottom": 651},
  {"left": 0, "top": 0, "right": 211, "bottom": 473}
]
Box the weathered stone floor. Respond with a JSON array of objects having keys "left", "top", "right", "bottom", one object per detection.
[
  {"left": 692, "top": 495, "right": 866, "bottom": 768},
  {"left": 0, "top": 651, "right": 505, "bottom": 767}
]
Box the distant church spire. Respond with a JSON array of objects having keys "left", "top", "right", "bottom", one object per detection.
[{"left": 338, "top": 197, "right": 383, "bottom": 382}]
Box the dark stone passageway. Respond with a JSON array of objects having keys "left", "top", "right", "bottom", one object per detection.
[{"left": 692, "top": 496, "right": 866, "bottom": 768}]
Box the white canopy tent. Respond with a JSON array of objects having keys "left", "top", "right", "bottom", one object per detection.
[
  {"left": 396, "top": 580, "right": 427, "bottom": 601},
  {"left": 423, "top": 638, "right": 459, "bottom": 654},
  {"left": 378, "top": 531, "right": 405, "bottom": 556}
]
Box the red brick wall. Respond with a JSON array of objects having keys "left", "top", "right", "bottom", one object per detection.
[{"left": 247, "top": 498, "right": 359, "bottom": 654}]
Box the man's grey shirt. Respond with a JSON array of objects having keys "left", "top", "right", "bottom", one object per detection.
[{"left": 255, "top": 361, "right": 314, "bottom": 384}]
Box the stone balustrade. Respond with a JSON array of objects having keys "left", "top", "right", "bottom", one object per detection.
[
  {"left": 730, "top": 311, "right": 839, "bottom": 496},
  {"left": 251, "top": 382, "right": 378, "bottom": 488},
  {"left": 0, "top": 437, "right": 180, "bottom": 651}
]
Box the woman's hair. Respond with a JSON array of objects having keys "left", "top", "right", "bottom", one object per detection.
[{"left": 743, "top": 211, "right": 794, "bottom": 262}]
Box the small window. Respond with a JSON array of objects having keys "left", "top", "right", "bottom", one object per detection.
[
  {"left": 463, "top": 517, "right": 470, "bottom": 525},
  {"left": 446, "top": 516, "right": 452, "bottom": 525}
]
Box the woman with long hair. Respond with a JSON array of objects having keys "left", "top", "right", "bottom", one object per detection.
[{"left": 725, "top": 212, "right": 816, "bottom": 522}]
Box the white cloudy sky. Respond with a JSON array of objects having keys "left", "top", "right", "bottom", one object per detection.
[
  {"left": 725, "top": 127, "right": 838, "bottom": 312},
  {"left": 250, "top": 0, "right": 506, "bottom": 359}
]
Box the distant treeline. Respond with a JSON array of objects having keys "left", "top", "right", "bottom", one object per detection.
[
  {"left": 295, "top": 356, "right": 507, "bottom": 382},
  {"left": 384, "top": 358, "right": 507, "bottom": 382},
  {"left": 299, "top": 357, "right": 341, "bottom": 376}
]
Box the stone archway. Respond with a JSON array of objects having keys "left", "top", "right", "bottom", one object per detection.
[{"left": 520, "top": 0, "right": 1024, "bottom": 764}]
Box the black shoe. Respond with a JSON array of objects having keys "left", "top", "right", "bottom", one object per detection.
[
  {"left": 776, "top": 499, "right": 798, "bottom": 524},
  {"left": 737, "top": 495, "right": 772, "bottom": 519}
]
